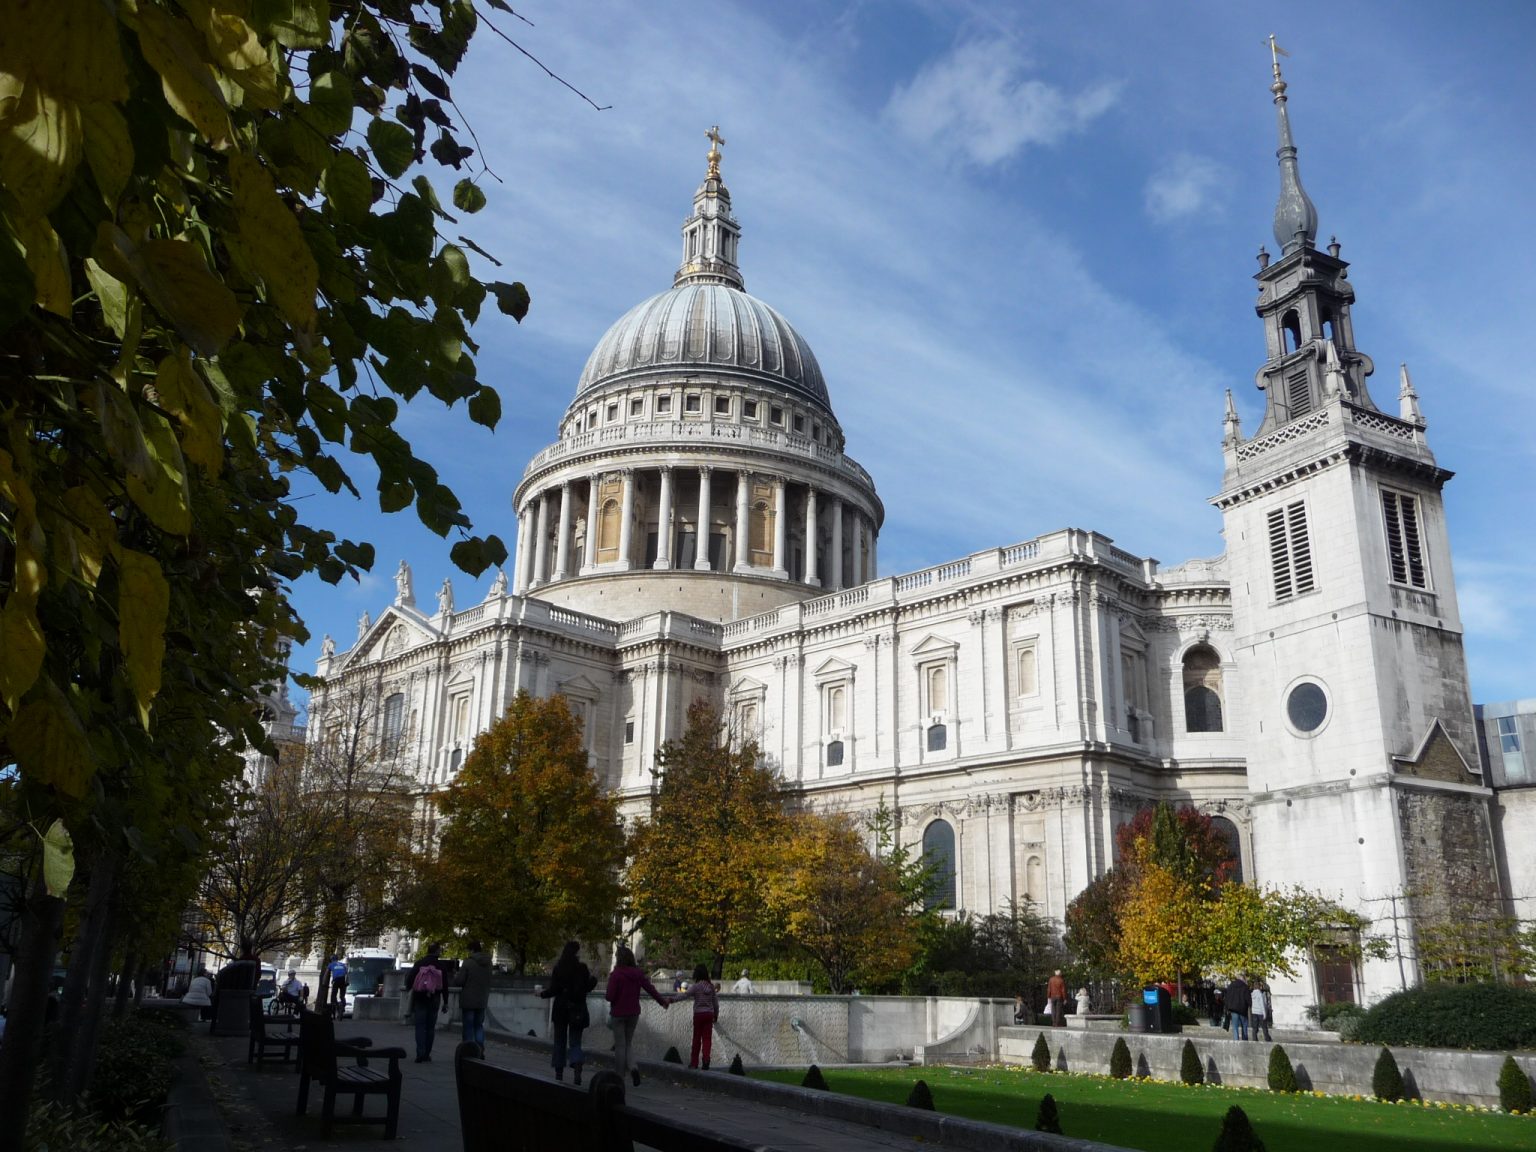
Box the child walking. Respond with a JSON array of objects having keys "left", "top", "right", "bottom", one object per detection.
[{"left": 669, "top": 964, "right": 719, "bottom": 1069}]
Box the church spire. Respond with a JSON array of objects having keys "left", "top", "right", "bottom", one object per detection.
[
  {"left": 675, "top": 125, "right": 745, "bottom": 290},
  {"left": 1268, "top": 36, "right": 1318, "bottom": 255}
]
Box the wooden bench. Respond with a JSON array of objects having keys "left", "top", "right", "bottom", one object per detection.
[
  {"left": 295, "top": 1009, "right": 405, "bottom": 1138},
  {"left": 454, "top": 1042, "right": 762, "bottom": 1152},
  {"left": 247, "top": 994, "right": 299, "bottom": 1066}
]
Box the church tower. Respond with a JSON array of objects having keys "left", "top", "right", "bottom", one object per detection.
[{"left": 1215, "top": 43, "right": 1500, "bottom": 1007}]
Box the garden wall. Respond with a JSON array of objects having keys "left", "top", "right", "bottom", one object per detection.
[{"left": 995, "top": 1026, "right": 1536, "bottom": 1110}]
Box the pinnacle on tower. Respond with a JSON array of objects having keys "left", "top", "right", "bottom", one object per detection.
[
  {"left": 1398, "top": 363, "right": 1425, "bottom": 426},
  {"left": 1222, "top": 389, "right": 1243, "bottom": 446},
  {"left": 675, "top": 124, "right": 745, "bottom": 289},
  {"left": 1268, "top": 35, "right": 1318, "bottom": 255}
]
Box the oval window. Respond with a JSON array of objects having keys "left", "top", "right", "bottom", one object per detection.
[{"left": 1287, "top": 682, "right": 1328, "bottom": 733}]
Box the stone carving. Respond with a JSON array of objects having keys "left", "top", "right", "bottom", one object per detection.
[
  {"left": 357, "top": 610, "right": 370, "bottom": 640},
  {"left": 437, "top": 578, "right": 454, "bottom": 616},
  {"left": 394, "top": 560, "right": 415, "bottom": 606},
  {"left": 383, "top": 625, "right": 407, "bottom": 655},
  {"left": 487, "top": 568, "right": 509, "bottom": 599},
  {"left": 321, "top": 634, "right": 335, "bottom": 658},
  {"left": 1146, "top": 614, "right": 1234, "bottom": 632}
]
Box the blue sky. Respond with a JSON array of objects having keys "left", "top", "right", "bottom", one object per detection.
[{"left": 287, "top": 0, "right": 1536, "bottom": 706}]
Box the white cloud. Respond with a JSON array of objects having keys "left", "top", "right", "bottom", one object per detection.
[
  {"left": 886, "top": 40, "right": 1119, "bottom": 165},
  {"left": 1144, "top": 153, "right": 1230, "bottom": 223}
]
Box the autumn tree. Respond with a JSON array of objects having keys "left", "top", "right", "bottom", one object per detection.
[
  {"left": 402, "top": 693, "right": 624, "bottom": 974},
  {"left": 765, "top": 811, "right": 919, "bottom": 993},
  {"left": 1114, "top": 862, "right": 1211, "bottom": 984},
  {"left": 628, "top": 701, "right": 786, "bottom": 978}
]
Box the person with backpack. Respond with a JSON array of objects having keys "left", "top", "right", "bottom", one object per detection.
[
  {"left": 407, "top": 942, "right": 449, "bottom": 1062},
  {"left": 538, "top": 940, "right": 597, "bottom": 1083},
  {"left": 326, "top": 956, "right": 349, "bottom": 1019}
]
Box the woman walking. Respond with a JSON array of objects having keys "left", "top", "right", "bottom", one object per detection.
[
  {"left": 669, "top": 964, "right": 719, "bottom": 1069},
  {"left": 604, "top": 945, "right": 669, "bottom": 1087},
  {"left": 539, "top": 941, "right": 597, "bottom": 1083}
]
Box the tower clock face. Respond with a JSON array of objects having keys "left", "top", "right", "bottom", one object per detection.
[{"left": 1286, "top": 682, "right": 1329, "bottom": 734}]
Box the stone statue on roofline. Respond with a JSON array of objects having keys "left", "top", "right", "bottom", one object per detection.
[{"left": 394, "top": 559, "right": 415, "bottom": 606}]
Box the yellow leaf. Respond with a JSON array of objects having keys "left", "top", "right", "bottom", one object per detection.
[
  {"left": 103, "top": 227, "right": 240, "bottom": 356},
  {"left": 0, "top": 593, "right": 45, "bottom": 714},
  {"left": 179, "top": 0, "right": 281, "bottom": 109},
  {"left": 0, "top": 0, "right": 129, "bottom": 104},
  {"left": 131, "top": 1, "right": 232, "bottom": 147},
  {"left": 81, "top": 102, "right": 133, "bottom": 207},
  {"left": 42, "top": 819, "right": 76, "bottom": 897},
  {"left": 13, "top": 214, "right": 71, "bottom": 316},
  {"left": 61, "top": 485, "right": 117, "bottom": 586},
  {"left": 230, "top": 153, "right": 317, "bottom": 330},
  {"left": 0, "top": 84, "right": 82, "bottom": 217},
  {"left": 118, "top": 548, "right": 170, "bottom": 728},
  {"left": 155, "top": 346, "right": 224, "bottom": 476},
  {"left": 89, "top": 378, "right": 154, "bottom": 485},
  {"left": 84, "top": 257, "right": 131, "bottom": 338},
  {"left": 11, "top": 691, "right": 94, "bottom": 797},
  {"left": 124, "top": 408, "right": 192, "bottom": 534}
]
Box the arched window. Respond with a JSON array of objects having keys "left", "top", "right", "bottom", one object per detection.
[
  {"left": 1282, "top": 309, "right": 1302, "bottom": 353},
  {"left": 927, "top": 723, "right": 947, "bottom": 751},
  {"left": 597, "top": 498, "right": 621, "bottom": 561},
  {"left": 748, "top": 498, "right": 773, "bottom": 566},
  {"left": 922, "top": 820, "right": 956, "bottom": 910},
  {"left": 1208, "top": 815, "right": 1243, "bottom": 884},
  {"left": 1182, "top": 644, "right": 1225, "bottom": 733},
  {"left": 1024, "top": 855, "right": 1044, "bottom": 903},
  {"left": 824, "top": 739, "right": 843, "bottom": 767}
]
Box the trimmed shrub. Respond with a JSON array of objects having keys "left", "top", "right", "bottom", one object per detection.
[
  {"left": 1031, "top": 1033, "right": 1051, "bottom": 1073},
  {"left": 26, "top": 1098, "right": 170, "bottom": 1152},
  {"left": 906, "top": 1079, "right": 935, "bottom": 1110},
  {"left": 728, "top": 1054, "right": 745, "bottom": 1076},
  {"left": 801, "top": 1064, "right": 828, "bottom": 1090},
  {"left": 88, "top": 1013, "right": 185, "bottom": 1124},
  {"left": 1181, "top": 1039, "right": 1204, "bottom": 1086},
  {"left": 1372, "top": 1047, "right": 1403, "bottom": 1102},
  {"left": 1109, "top": 1036, "right": 1132, "bottom": 1080},
  {"left": 1498, "top": 1055, "right": 1532, "bottom": 1114},
  {"left": 1266, "top": 1045, "right": 1296, "bottom": 1093},
  {"left": 1355, "top": 983, "right": 1536, "bottom": 1051},
  {"left": 663, "top": 1046, "right": 682, "bottom": 1064},
  {"left": 1212, "top": 1105, "right": 1266, "bottom": 1152},
  {"left": 1035, "top": 1092, "right": 1063, "bottom": 1134}
]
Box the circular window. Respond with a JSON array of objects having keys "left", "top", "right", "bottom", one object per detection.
[{"left": 1286, "top": 682, "right": 1329, "bottom": 733}]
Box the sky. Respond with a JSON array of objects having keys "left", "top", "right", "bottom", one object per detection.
[{"left": 286, "top": 0, "right": 1536, "bottom": 708}]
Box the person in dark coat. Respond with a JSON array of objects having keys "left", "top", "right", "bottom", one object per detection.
[
  {"left": 406, "top": 942, "right": 450, "bottom": 1062},
  {"left": 455, "top": 941, "right": 493, "bottom": 1048},
  {"left": 1224, "top": 974, "right": 1251, "bottom": 1041},
  {"left": 539, "top": 941, "right": 597, "bottom": 1083}
]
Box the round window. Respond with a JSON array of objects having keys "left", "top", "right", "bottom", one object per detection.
[{"left": 1286, "top": 682, "right": 1329, "bottom": 733}]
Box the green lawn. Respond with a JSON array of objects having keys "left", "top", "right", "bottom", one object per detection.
[{"left": 752, "top": 1065, "right": 1533, "bottom": 1151}]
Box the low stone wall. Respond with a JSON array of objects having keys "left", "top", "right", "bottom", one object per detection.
[{"left": 997, "top": 1026, "right": 1536, "bottom": 1110}]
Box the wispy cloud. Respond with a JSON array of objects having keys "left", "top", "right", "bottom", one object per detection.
[
  {"left": 885, "top": 40, "right": 1119, "bottom": 165},
  {"left": 1144, "top": 153, "right": 1231, "bottom": 222}
]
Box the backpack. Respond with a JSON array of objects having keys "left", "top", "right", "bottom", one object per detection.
[{"left": 414, "top": 962, "right": 443, "bottom": 995}]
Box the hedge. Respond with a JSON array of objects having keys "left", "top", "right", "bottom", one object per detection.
[{"left": 1354, "top": 983, "right": 1536, "bottom": 1050}]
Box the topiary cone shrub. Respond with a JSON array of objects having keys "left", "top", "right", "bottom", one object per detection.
[
  {"left": 728, "top": 1054, "right": 745, "bottom": 1076},
  {"left": 1372, "top": 1047, "right": 1403, "bottom": 1102},
  {"left": 1035, "top": 1092, "right": 1063, "bottom": 1134},
  {"left": 1498, "top": 1055, "right": 1532, "bottom": 1114},
  {"left": 1031, "top": 1033, "right": 1052, "bottom": 1073},
  {"left": 906, "top": 1079, "right": 935, "bottom": 1109},
  {"left": 1180, "top": 1039, "right": 1204, "bottom": 1085},
  {"left": 1109, "top": 1037, "right": 1132, "bottom": 1080},
  {"left": 663, "top": 1046, "right": 682, "bottom": 1064},
  {"left": 1267, "top": 1045, "right": 1297, "bottom": 1093},
  {"left": 1212, "top": 1105, "right": 1267, "bottom": 1152},
  {"left": 801, "top": 1064, "right": 828, "bottom": 1090}
]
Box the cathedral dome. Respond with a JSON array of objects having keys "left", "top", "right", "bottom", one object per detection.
[{"left": 574, "top": 283, "right": 830, "bottom": 410}]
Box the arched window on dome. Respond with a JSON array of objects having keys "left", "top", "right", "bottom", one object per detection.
[
  {"left": 922, "top": 820, "right": 956, "bottom": 911},
  {"left": 1182, "top": 644, "right": 1225, "bottom": 733},
  {"left": 597, "top": 498, "right": 621, "bottom": 563},
  {"left": 748, "top": 480, "right": 774, "bottom": 567}
]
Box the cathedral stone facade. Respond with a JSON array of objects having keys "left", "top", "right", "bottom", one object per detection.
[{"left": 310, "top": 74, "right": 1514, "bottom": 1023}]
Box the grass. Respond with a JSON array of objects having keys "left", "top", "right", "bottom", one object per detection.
[{"left": 752, "top": 1065, "right": 1534, "bottom": 1151}]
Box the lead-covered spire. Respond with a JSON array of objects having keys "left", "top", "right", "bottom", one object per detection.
[
  {"left": 675, "top": 125, "right": 744, "bottom": 289},
  {"left": 1268, "top": 36, "right": 1318, "bottom": 255}
]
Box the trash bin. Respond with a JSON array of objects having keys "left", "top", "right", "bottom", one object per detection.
[
  {"left": 1126, "top": 1003, "right": 1151, "bottom": 1033},
  {"left": 211, "top": 960, "right": 259, "bottom": 1036},
  {"left": 1143, "top": 985, "right": 1180, "bottom": 1034}
]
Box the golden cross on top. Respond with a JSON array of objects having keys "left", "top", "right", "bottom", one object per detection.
[
  {"left": 1268, "top": 33, "right": 1290, "bottom": 78},
  {"left": 705, "top": 125, "right": 725, "bottom": 179}
]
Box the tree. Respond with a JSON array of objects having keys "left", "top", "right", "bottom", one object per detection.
[
  {"left": 1115, "top": 862, "right": 1209, "bottom": 985},
  {"left": 0, "top": 0, "right": 539, "bottom": 1133},
  {"left": 627, "top": 701, "right": 785, "bottom": 977},
  {"left": 765, "top": 811, "right": 918, "bottom": 993},
  {"left": 1201, "top": 882, "right": 1383, "bottom": 981},
  {"left": 1063, "top": 870, "right": 1127, "bottom": 979},
  {"left": 403, "top": 693, "right": 623, "bottom": 974}
]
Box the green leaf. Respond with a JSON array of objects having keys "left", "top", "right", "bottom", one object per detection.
[
  {"left": 412, "top": 174, "right": 454, "bottom": 220},
  {"left": 321, "top": 150, "right": 373, "bottom": 225},
  {"left": 132, "top": 3, "right": 232, "bottom": 146},
  {"left": 303, "top": 71, "right": 354, "bottom": 138},
  {"left": 231, "top": 153, "right": 318, "bottom": 331},
  {"left": 155, "top": 347, "right": 224, "bottom": 477},
  {"left": 0, "top": 85, "right": 83, "bottom": 217},
  {"left": 489, "top": 281, "right": 530, "bottom": 322},
  {"left": 0, "top": 216, "right": 37, "bottom": 333},
  {"left": 12, "top": 692, "right": 93, "bottom": 797},
  {"left": 252, "top": 0, "right": 328, "bottom": 49},
  {"left": 81, "top": 101, "right": 133, "bottom": 207},
  {"left": 85, "top": 258, "right": 130, "bottom": 338},
  {"left": 367, "top": 118, "right": 415, "bottom": 179},
  {"left": 467, "top": 385, "right": 501, "bottom": 430},
  {"left": 378, "top": 193, "right": 435, "bottom": 262},
  {"left": 124, "top": 408, "right": 192, "bottom": 535},
  {"left": 452, "top": 179, "right": 486, "bottom": 214},
  {"left": 118, "top": 548, "right": 169, "bottom": 729},
  {"left": 42, "top": 820, "right": 76, "bottom": 897},
  {"left": 102, "top": 227, "right": 239, "bottom": 357}
]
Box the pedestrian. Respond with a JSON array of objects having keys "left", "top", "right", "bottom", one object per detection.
[
  {"left": 181, "top": 967, "right": 214, "bottom": 1021},
  {"left": 538, "top": 941, "right": 597, "bottom": 1083},
  {"left": 605, "top": 944, "right": 669, "bottom": 1087},
  {"left": 669, "top": 964, "right": 719, "bottom": 1069},
  {"left": 1012, "top": 992, "right": 1029, "bottom": 1025},
  {"left": 406, "top": 942, "right": 450, "bottom": 1062},
  {"left": 326, "top": 955, "right": 349, "bottom": 1019},
  {"left": 275, "top": 969, "right": 304, "bottom": 1014},
  {"left": 730, "top": 968, "right": 755, "bottom": 994},
  {"left": 1046, "top": 969, "right": 1068, "bottom": 1028},
  {"left": 1224, "top": 973, "right": 1251, "bottom": 1041},
  {"left": 1250, "top": 979, "right": 1272, "bottom": 1042},
  {"left": 456, "top": 940, "right": 493, "bottom": 1049}
]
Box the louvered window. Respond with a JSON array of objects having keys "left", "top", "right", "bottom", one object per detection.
[
  {"left": 1267, "top": 501, "right": 1316, "bottom": 601},
  {"left": 1287, "top": 369, "right": 1312, "bottom": 418},
  {"left": 1381, "top": 490, "right": 1428, "bottom": 589}
]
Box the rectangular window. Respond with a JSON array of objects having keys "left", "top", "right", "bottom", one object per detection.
[
  {"left": 685, "top": 394, "right": 701, "bottom": 413},
  {"left": 449, "top": 694, "right": 470, "bottom": 744},
  {"left": 1267, "top": 500, "right": 1316, "bottom": 601},
  {"left": 714, "top": 395, "right": 731, "bottom": 415},
  {"left": 743, "top": 400, "right": 758, "bottom": 419},
  {"left": 1498, "top": 716, "right": 1521, "bottom": 753},
  {"left": 923, "top": 663, "right": 948, "bottom": 717},
  {"left": 629, "top": 398, "right": 644, "bottom": 417},
  {"left": 1381, "top": 489, "right": 1428, "bottom": 589},
  {"left": 1014, "top": 644, "right": 1038, "bottom": 697},
  {"left": 793, "top": 414, "right": 805, "bottom": 432},
  {"left": 606, "top": 403, "right": 618, "bottom": 422},
  {"left": 825, "top": 684, "right": 846, "bottom": 733},
  {"left": 624, "top": 719, "right": 635, "bottom": 744},
  {"left": 381, "top": 692, "right": 405, "bottom": 755},
  {"left": 657, "top": 395, "right": 672, "bottom": 414},
  {"left": 769, "top": 405, "right": 783, "bottom": 426}
]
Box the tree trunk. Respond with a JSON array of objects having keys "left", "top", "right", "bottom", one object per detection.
[
  {"left": 65, "top": 893, "right": 122, "bottom": 1100},
  {"left": 0, "top": 879, "right": 66, "bottom": 1152},
  {"left": 113, "top": 951, "right": 138, "bottom": 1019},
  {"left": 49, "top": 851, "right": 119, "bottom": 1101}
]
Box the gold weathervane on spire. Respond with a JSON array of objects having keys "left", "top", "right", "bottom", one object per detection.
[
  {"left": 705, "top": 125, "right": 726, "bottom": 180},
  {"left": 1267, "top": 34, "right": 1289, "bottom": 85}
]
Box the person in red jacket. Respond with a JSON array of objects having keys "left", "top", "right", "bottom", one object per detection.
[
  {"left": 604, "top": 945, "right": 669, "bottom": 1086},
  {"left": 1046, "top": 969, "right": 1069, "bottom": 1028}
]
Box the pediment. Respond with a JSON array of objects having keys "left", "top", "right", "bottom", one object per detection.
[
  {"left": 909, "top": 633, "right": 959, "bottom": 660},
  {"left": 557, "top": 673, "right": 601, "bottom": 700},
  {"left": 1393, "top": 718, "right": 1479, "bottom": 784},
  {"left": 812, "top": 656, "right": 856, "bottom": 682},
  {"left": 727, "top": 675, "right": 767, "bottom": 699},
  {"left": 339, "top": 606, "right": 438, "bottom": 670}
]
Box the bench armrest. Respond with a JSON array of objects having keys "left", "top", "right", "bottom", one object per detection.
[{"left": 335, "top": 1036, "right": 374, "bottom": 1050}]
